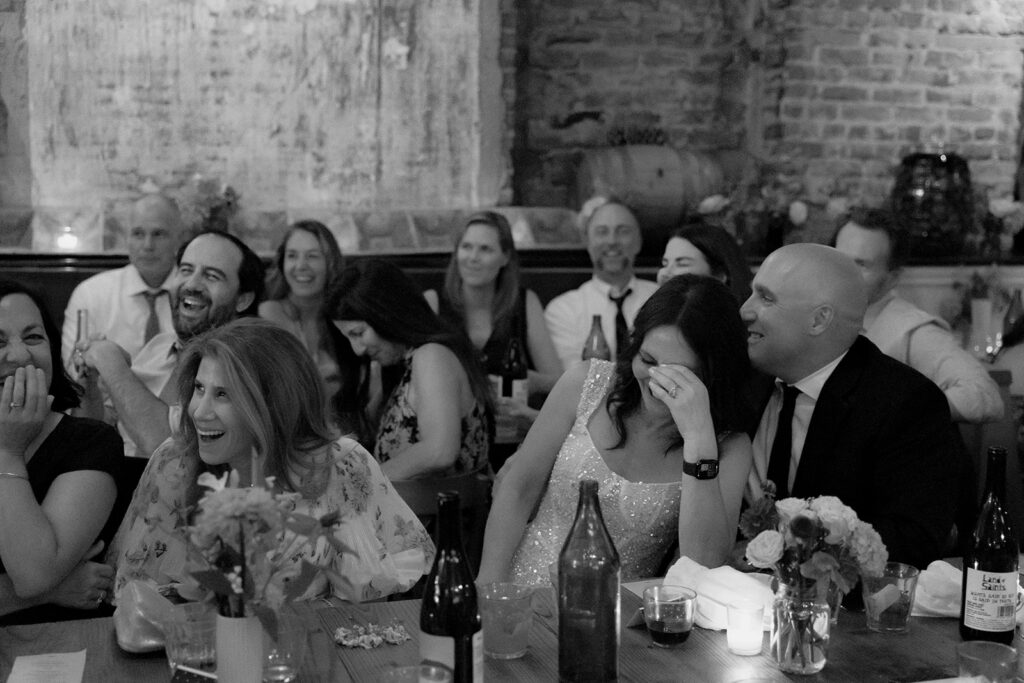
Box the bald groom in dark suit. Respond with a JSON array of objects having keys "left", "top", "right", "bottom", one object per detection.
[{"left": 741, "top": 244, "right": 965, "bottom": 570}]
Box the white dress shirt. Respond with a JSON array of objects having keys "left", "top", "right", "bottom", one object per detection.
[
  {"left": 864, "top": 291, "right": 1002, "bottom": 424},
  {"left": 61, "top": 264, "right": 175, "bottom": 372},
  {"left": 117, "top": 331, "right": 180, "bottom": 458},
  {"left": 544, "top": 275, "right": 659, "bottom": 370},
  {"left": 747, "top": 351, "right": 848, "bottom": 501}
]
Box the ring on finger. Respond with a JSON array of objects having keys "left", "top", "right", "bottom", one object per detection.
[
  {"left": 668, "top": 385, "right": 678, "bottom": 399},
  {"left": 9, "top": 402, "right": 23, "bottom": 409}
]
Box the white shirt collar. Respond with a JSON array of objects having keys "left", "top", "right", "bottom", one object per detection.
[{"left": 786, "top": 350, "right": 849, "bottom": 402}]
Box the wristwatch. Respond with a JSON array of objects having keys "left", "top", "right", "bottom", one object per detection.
[{"left": 683, "top": 459, "right": 719, "bottom": 480}]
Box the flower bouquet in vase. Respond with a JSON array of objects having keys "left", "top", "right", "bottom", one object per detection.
[
  {"left": 740, "top": 483, "right": 888, "bottom": 674},
  {"left": 187, "top": 470, "right": 354, "bottom": 683}
]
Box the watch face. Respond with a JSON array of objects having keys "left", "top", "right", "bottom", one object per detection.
[
  {"left": 685, "top": 459, "right": 719, "bottom": 479},
  {"left": 697, "top": 461, "right": 718, "bottom": 478}
]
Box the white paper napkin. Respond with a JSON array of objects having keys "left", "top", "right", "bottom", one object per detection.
[
  {"left": 663, "top": 556, "right": 774, "bottom": 630},
  {"left": 912, "top": 560, "right": 1024, "bottom": 621}
]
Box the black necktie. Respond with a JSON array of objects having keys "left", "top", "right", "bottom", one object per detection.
[
  {"left": 142, "top": 290, "right": 167, "bottom": 344},
  {"left": 767, "top": 384, "right": 800, "bottom": 499},
  {"left": 608, "top": 288, "right": 633, "bottom": 357}
]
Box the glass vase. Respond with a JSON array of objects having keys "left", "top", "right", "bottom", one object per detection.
[{"left": 770, "top": 583, "right": 830, "bottom": 675}]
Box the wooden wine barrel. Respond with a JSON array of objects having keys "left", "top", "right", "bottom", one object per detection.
[{"left": 574, "top": 145, "right": 728, "bottom": 238}]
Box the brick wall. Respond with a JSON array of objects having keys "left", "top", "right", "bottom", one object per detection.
[
  {"left": 510, "top": 0, "right": 751, "bottom": 208},
  {"left": 762, "top": 0, "right": 1024, "bottom": 209}
]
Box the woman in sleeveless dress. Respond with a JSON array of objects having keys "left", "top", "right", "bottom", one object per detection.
[
  {"left": 259, "top": 221, "right": 372, "bottom": 441},
  {"left": 478, "top": 275, "right": 754, "bottom": 585},
  {"left": 328, "top": 259, "right": 493, "bottom": 480},
  {"left": 424, "top": 212, "right": 562, "bottom": 470}
]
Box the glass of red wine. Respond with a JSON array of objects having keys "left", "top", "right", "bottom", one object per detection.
[{"left": 643, "top": 585, "right": 696, "bottom": 648}]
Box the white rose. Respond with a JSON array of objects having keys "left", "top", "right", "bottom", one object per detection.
[
  {"left": 746, "top": 530, "right": 785, "bottom": 569},
  {"left": 775, "top": 497, "right": 808, "bottom": 525},
  {"left": 698, "top": 194, "right": 730, "bottom": 215}
]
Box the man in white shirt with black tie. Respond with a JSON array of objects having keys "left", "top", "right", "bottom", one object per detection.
[
  {"left": 61, "top": 194, "right": 183, "bottom": 372},
  {"left": 544, "top": 196, "right": 658, "bottom": 369}
]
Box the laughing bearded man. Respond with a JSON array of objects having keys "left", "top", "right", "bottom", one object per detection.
[{"left": 77, "top": 231, "right": 264, "bottom": 459}]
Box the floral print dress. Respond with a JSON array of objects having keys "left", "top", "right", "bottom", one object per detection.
[
  {"left": 373, "top": 348, "right": 490, "bottom": 475},
  {"left": 109, "top": 436, "right": 434, "bottom": 603}
]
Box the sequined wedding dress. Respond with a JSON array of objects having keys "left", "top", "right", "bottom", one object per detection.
[{"left": 509, "top": 360, "right": 681, "bottom": 586}]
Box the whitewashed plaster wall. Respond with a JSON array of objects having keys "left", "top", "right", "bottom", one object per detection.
[{"left": 25, "top": 0, "right": 504, "bottom": 252}]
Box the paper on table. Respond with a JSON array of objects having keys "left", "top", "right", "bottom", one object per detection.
[{"left": 7, "top": 650, "right": 85, "bottom": 683}]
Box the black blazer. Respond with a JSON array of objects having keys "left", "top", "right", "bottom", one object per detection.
[{"left": 783, "top": 336, "right": 966, "bottom": 570}]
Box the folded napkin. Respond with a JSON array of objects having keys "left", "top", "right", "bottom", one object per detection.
[
  {"left": 912, "top": 560, "right": 1024, "bottom": 621},
  {"left": 663, "top": 556, "right": 774, "bottom": 630},
  {"left": 112, "top": 580, "right": 176, "bottom": 653},
  {"left": 912, "top": 560, "right": 963, "bottom": 617}
]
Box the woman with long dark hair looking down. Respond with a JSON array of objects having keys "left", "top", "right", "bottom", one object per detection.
[{"left": 328, "top": 259, "right": 492, "bottom": 480}]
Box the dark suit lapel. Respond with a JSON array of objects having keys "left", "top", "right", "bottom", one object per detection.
[{"left": 791, "top": 337, "right": 871, "bottom": 495}]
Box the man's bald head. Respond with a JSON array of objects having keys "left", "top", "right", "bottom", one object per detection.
[
  {"left": 741, "top": 243, "right": 868, "bottom": 383},
  {"left": 128, "top": 194, "right": 184, "bottom": 288}
]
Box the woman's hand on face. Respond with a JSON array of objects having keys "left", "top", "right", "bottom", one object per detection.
[
  {"left": 647, "top": 364, "right": 714, "bottom": 440},
  {"left": 0, "top": 366, "right": 52, "bottom": 459}
]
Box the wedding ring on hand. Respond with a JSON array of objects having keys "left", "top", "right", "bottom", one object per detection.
[
  {"left": 8, "top": 402, "right": 22, "bottom": 408},
  {"left": 668, "top": 385, "right": 678, "bottom": 399}
]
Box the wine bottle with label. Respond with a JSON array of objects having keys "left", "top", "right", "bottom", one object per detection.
[
  {"left": 960, "top": 446, "right": 1019, "bottom": 643},
  {"left": 492, "top": 335, "right": 529, "bottom": 444},
  {"left": 558, "top": 480, "right": 620, "bottom": 682},
  {"left": 420, "top": 492, "right": 484, "bottom": 681},
  {"left": 581, "top": 315, "right": 611, "bottom": 362}
]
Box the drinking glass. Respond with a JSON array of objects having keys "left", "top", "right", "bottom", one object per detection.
[
  {"left": 957, "top": 641, "right": 1018, "bottom": 683},
  {"left": 642, "top": 585, "right": 696, "bottom": 648},
  {"left": 377, "top": 664, "right": 453, "bottom": 682},
  {"left": 479, "top": 582, "right": 533, "bottom": 659},
  {"left": 164, "top": 602, "right": 216, "bottom": 673},
  {"left": 861, "top": 562, "right": 919, "bottom": 633},
  {"left": 262, "top": 607, "right": 310, "bottom": 683}
]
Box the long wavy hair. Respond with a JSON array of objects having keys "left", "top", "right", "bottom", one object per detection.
[
  {"left": 666, "top": 221, "right": 752, "bottom": 302},
  {"left": 605, "top": 274, "right": 753, "bottom": 453},
  {"left": 326, "top": 259, "right": 493, "bottom": 412},
  {"left": 174, "top": 318, "right": 337, "bottom": 495},
  {"left": 0, "top": 280, "right": 82, "bottom": 412},
  {"left": 443, "top": 211, "right": 521, "bottom": 332}
]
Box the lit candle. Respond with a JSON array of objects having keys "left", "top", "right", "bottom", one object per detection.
[{"left": 726, "top": 600, "right": 764, "bottom": 656}]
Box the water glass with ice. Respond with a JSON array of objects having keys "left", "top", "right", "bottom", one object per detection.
[{"left": 479, "top": 582, "right": 534, "bottom": 659}]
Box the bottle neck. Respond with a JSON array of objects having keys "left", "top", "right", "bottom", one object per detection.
[
  {"left": 436, "top": 495, "right": 464, "bottom": 552},
  {"left": 985, "top": 449, "right": 1007, "bottom": 503}
]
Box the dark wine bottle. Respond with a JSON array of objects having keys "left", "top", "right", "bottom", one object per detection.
[
  {"left": 494, "top": 335, "right": 529, "bottom": 444},
  {"left": 558, "top": 480, "right": 620, "bottom": 682},
  {"left": 420, "top": 492, "right": 483, "bottom": 681},
  {"left": 960, "top": 446, "right": 1019, "bottom": 643},
  {"left": 581, "top": 315, "right": 611, "bottom": 361}
]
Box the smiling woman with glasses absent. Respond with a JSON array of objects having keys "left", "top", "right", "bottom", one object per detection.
[
  {"left": 0, "top": 280, "right": 126, "bottom": 625},
  {"left": 423, "top": 212, "right": 562, "bottom": 471}
]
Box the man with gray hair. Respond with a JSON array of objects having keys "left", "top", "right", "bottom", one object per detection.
[
  {"left": 742, "top": 243, "right": 966, "bottom": 569},
  {"left": 62, "top": 194, "right": 185, "bottom": 371},
  {"left": 544, "top": 196, "right": 658, "bottom": 369}
]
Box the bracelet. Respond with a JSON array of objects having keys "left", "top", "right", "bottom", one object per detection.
[{"left": 0, "top": 472, "right": 28, "bottom": 481}]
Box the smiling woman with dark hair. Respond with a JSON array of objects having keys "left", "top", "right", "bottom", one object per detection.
[
  {"left": 479, "top": 274, "right": 754, "bottom": 586},
  {"left": 0, "top": 280, "right": 125, "bottom": 625}
]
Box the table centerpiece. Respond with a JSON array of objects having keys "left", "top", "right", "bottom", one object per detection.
[{"left": 740, "top": 483, "right": 888, "bottom": 674}]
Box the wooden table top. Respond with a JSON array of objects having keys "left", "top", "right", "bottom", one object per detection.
[{"left": 0, "top": 587, "right": 1010, "bottom": 682}]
